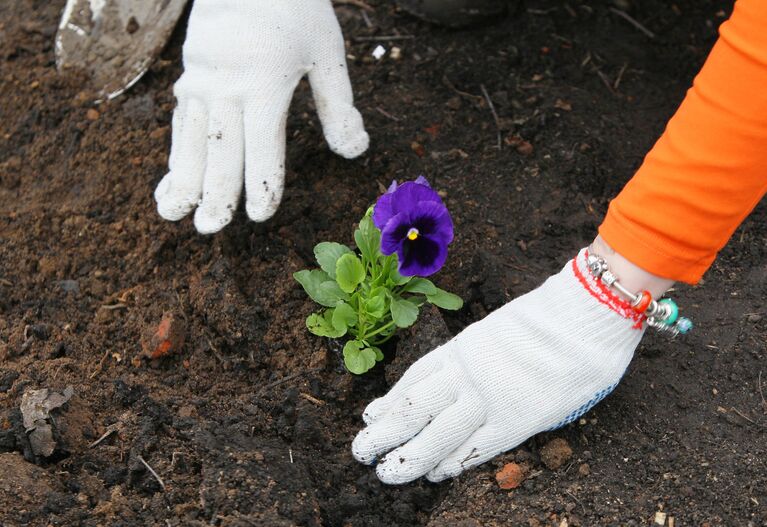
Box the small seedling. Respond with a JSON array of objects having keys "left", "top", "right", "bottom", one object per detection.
[{"left": 295, "top": 177, "right": 463, "bottom": 374}]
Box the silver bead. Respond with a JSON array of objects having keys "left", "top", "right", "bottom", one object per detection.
[{"left": 601, "top": 270, "right": 617, "bottom": 286}]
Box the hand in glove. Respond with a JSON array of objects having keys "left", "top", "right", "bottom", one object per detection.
[
  {"left": 352, "top": 248, "right": 647, "bottom": 484},
  {"left": 155, "top": 0, "right": 369, "bottom": 234}
]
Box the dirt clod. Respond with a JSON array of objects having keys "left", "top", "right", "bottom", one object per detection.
[
  {"left": 539, "top": 438, "right": 573, "bottom": 471},
  {"left": 496, "top": 462, "right": 526, "bottom": 490}
]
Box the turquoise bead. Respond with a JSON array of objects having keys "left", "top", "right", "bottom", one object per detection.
[
  {"left": 659, "top": 298, "right": 679, "bottom": 325},
  {"left": 676, "top": 317, "right": 693, "bottom": 334}
]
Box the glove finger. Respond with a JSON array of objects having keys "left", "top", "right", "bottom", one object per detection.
[
  {"left": 243, "top": 98, "right": 292, "bottom": 223},
  {"left": 156, "top": 96, "right": 208, "bottom": 221},
  {"left": 426, "top": 425, "right": 503, "bottom": 482},
  {"left": 375, "top": 392, "right": 486, "bottom": 485},
  {"left": 308, "top": 29, "right": 368, "bottom": 159},
  {"left": 193, "top": 100, "right": 245, "bottom": 234},
  {"left": 362, "top": 345, "right": 448, "bottom": 425},
  {"left": 351, "top": 368, "right": 460, "bottom": 465}
]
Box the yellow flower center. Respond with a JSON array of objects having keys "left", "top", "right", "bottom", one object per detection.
[{"left": 407, "top": 228, "right": 419, "bottom": 241}]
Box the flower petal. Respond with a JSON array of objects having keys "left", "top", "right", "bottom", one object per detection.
[
  {"left": 412, "top": 200, "right": 454, "bottom": 246},
  {"left": 374, "top": 181, "right": 442, "bottom": 230},
  {"left": 373, "top": 191, "right": 397, "bottom": 230},
  {"left": 398, "top": 236, "right": 448, "bottom": 277},
  {"left": 380, "top": 212, "right": 410, "bottom": 255},
  {"left": 414, "top": 175, "right": 431, "bottom": 188}
]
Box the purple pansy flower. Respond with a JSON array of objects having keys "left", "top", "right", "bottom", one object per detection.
[{"left": 373, "top": 176, "right": 454, "bottom": 277}]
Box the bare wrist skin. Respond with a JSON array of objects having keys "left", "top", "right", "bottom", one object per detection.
[{"left": 589, "top": 235, "right": 674, "bottom": 301}]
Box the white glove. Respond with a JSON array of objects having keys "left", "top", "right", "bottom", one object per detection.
[
  {"left": 352, "top": 248, "right": 646, "bottom": 484},
  {"left": 154, "top": 0, "right": 369, "bottom": 234}
]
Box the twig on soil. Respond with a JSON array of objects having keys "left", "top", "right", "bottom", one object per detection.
[
  {"left": 333, "top": 0, "right": 375, "bottom": 12},
  {"left": 89, "top": 349, "right": 110, "bottom": 379},
  {"left": 595, "top": 69, "right": 617, "bottom": 95},
  {"left": 442, "top": 76, "right": 484, "bottom": 103},
  {"left": 376, "top": 107, "right": 400, "bottom": 121},
  {"left": 613, "top": 62, "right": 629, "bottom": 90},
  {"left": 300, "top": 392, "right": 326, "bottom": 406},
  {"left": 360, "top": 9, "right": 373, "bottom": 28},
  {"left": 565, "top": 490, "right": 586, "bottom": 516},
  {"left": 758, "top": 371, "right": 766, "bottom": 413},
  {"left": 730, "top": 407, "right": 766, "bottom": 429},
  {"left": 20, "top": 325, "right": 35, "bottom": 352},
  {"left": 257, "top": 367, "right": 324, "bottom": 396},
  {"left": 353, "top": 35, "right": 415, "bottom": 42},
  {"left": 527, "top": 7, "right": 558, "bottom": 15},
  {"left": 479, "top": 84, "right": 502, "bottom": 150},
  {"left": 206, "top": 336, "right": 226, "bottom": 364},
  {"left": 289, "top": 448, "right": 294, "bottom": 464},
  {"left": 89, "top": 423, "right": 121, "bottom": 448},
  {"left": 609, "top": 7, "right": 656, "bottom": 39},
  {"left": 137, "top": 455, "right": 166, "bottom": 491},
  {"left": 99, "top": 303, "right": 127, "bottom": 311}
]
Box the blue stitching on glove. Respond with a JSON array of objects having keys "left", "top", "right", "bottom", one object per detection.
[{"left": 546, "top": 381, "right": 619, "bottom": 431}]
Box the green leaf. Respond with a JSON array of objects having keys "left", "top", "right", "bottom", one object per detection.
[
  {"left": 389, "top": 268, "right": 411, "bottom": 286},
  {"left": 364, "top": 287, "right": 387, "bottom": 318},
  {"left": 354, "top": 215, "right": 381, "bottom": 263},
  {"left": 318, "top": 281, "right": 349, "bottom": 305},
  {"left": 343, "top": 340, "right": 377, "bottom": 375},
  {"left": 371, "top": 346, "right": 384, "bottom": 361},
  {"left": 403, "top": 278, "right": 437, "bottom": 295},
  {"left": 294, "top": 270, "right": 349, "bottom": 307},
  {"left": 314, "top": 242, "right": 353, "bottom": 279},
  {"left": 335, "top": 253, "right": 365, "bottom": 294},
  {"left": 390, "top": 297, "right": 419, "bottom": 328},
  {"left": 427, "top": 288, "right": 464, "bottom": 310},
  {"left": 332, "top": 301, "right": 357, "bottom": 333},
  {"left": 306, "top": 311, "right": 345, "bottom": 338}
]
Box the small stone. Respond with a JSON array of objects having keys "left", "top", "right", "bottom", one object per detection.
[
  {"left": 410, "top": 141, "right": 425, "bottom": 158},
  {"left": 747, "top": 313, "right": 762, "bottom": 322},
  {"left": 540, "top": 438, "right": 573, "bottom": 470},
  {"left": 446, "top": 96, "right": 462, "bottom": 110},
  {"left": 141, "top": 312, "right": 185, "bottom": 359},
  {"left": 654, "top": 511, "right": 667, "bottom": 525},
  {"left": 56, "top": 280, "right": 79, "bottom": 293},
  {"left": 496, "top": 462, "right": 526, "bottom": 490},
  {"left": 372, "top": 44, "right": 386, "bottom": 60},
  {"left": 504, "top": 135, "right": 534, "bottom": 156},
  {"left": 86, "top": 109, "right": 100, "bottom": 121}
]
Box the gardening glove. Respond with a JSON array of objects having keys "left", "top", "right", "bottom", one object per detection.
[
  {"left": 352, "top": 248, "right": 646, "bottom": 484},
  {"left": 154, "top": 0, "right": 369, "bottom": 234}
]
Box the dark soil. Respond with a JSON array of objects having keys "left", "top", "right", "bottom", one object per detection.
[{"left": 1, "top": 0, "right": 765, "bottom": 525}]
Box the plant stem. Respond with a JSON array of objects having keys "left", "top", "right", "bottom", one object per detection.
[{"left": 365, "top": 319, "right": 395, "bottom": 340}]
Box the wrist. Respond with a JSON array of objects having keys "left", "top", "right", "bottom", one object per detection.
[{"left": 589, "top": 235, "right": 674, "bottom": 301}]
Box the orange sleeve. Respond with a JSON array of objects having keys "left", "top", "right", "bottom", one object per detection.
[{"left": 598, "top": 0, "right": 767, "bottom": 284}]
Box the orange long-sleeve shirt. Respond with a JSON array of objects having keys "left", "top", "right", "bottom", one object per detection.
[{"left": 599, "top": 0, "right": 767, "bottom": 284}]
